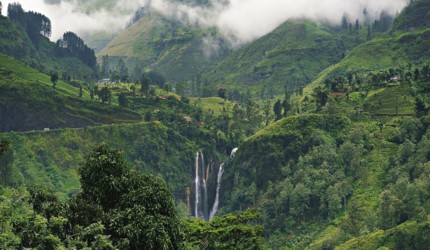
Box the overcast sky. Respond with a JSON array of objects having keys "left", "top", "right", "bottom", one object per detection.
[{"left": 1, "top": 0, "right": 409, "bottom": 45}]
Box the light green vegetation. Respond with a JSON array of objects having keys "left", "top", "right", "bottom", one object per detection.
[
  {"left": 1, "top": 122, "right": 200, "bottom": 199},
  {"left": 0, "top": 55, "right": 142, "bottom": 132},
  {"left": 0, "top": 53, "right": 89, "bottom": 99},
  {"left": 189, "top": 97, "right": 234, "bottom": 116}
]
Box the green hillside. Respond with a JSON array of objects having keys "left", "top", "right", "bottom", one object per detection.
[
  {"left": 200, "top": 19, "right": 364, "bottom": 97},
  {"left": 0, "top": 121, "right": 207, "bottom": 199},
  {"left": 99, "top": 11, "right": 229, "bottom": 83},
  {"left": 392, "top": 0, "right": 430, "bottom": 32},
  {"left": 101, "top": 16, "right": 366, "bottom": 97},
  {"left": 327, "top": 28, "right": 430, "bottom": 74},
  {"left": 220, "top": 110, "right": 430, "bottom": 248},
  {"left": 0, "top": 15, "right": 94, "bottom": 81},
  {"left": 0, "top": 53, "right": 142, "bottom": 132}
]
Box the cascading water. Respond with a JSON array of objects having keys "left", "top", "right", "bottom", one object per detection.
[
  {"left": 195, "top": 152, "right": 199, "bottom": 219},
  {"left": 201, "top": 152, "right": 209, "bottom": 221},
  {"left": 230, "top": 147, "right": 238, "bottom": 158},
  {"left": 209, "top": 163, "right": 224, "bottom": 219},
  {"left": 194, "top": 148, "right": 239, "bottom": 220}
]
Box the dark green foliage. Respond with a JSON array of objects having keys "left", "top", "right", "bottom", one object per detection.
[
  {"left": 373, "top": 11, "right": 394, "bottom": 33},
  {"left": 74, "top": 144, "right": 184, "bottom": 249},
  {"left": 282, "top": 93, "right": 291, "bottom": 117},
  {"left": 415, "top": 96, "right": 429, "bottom": 117},
  {"left": 78, "top": 144, "right": 129, "bottom": 210},
  {"left": 0, "top": 10, "right": 94, "bottom": 80},
  {"left": 7, "top": 3, "right": 25, "bottom": 26},
  {"left": 98, "top": 86, "right": 112, "bottom": 103},
  {"left": 0, "top": 138, "right": 13, "bottom": 186},
  {"left": 379, "top": 119, "right": 430, "bottom": 229},
  {"left": 273, "top": 100, "right": 282, "bottom": 121},
  {"left": 392, "top": 0, "right": 430, "bottom": 32},
  {"left": 140, "top": 74, "right": 151, "bottom": 96},
  {"left": 29, "top": 185, "right": 63, "bottom": 220},
  {"left": 7, "top": 3, "right": 53, "bottom": 49},
  {"left": 116, "top": 58, "right": 128, "bottom": 82},
  {"left": 50, "top": 72, "right": 58, "bottom": 88},
  {"left": 313, "top": 86, "right": 329, "bottom": 110},
  {"left": 183, "top": 209, "right": 264, "bottom": 249},
  {"left": 55, "top": 31, "right": 96, "bottom": 68},
  {"left": 118, "top": 92, "right": 128, "bottom": 107},
  {"left": 217, "top": 88, "right": 227, "bottom": 99}
]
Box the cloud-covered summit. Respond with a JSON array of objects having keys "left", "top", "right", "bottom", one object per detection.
[{"left": 1, "top": 0, "right": 408, "bottom": 45}]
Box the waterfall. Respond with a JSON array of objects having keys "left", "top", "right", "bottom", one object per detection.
[
  {"left": 194, "top": 152, "right": 199, "bottom": 218},
  {"left": 230, "top": 147, "right": 238, "bottom": 158},
  {"left": 209, "top": 163, "right": 224, "bottom": 219},
  {"left": 201, "top": 152, "right": 209, "bottom": 221},
  {"left": 194, "top": 148, "right": 238, "bottom": 221}
]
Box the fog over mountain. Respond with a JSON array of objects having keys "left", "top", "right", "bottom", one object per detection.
[{"left": 1, "top": 0, "right": 408, "bottom": 45}]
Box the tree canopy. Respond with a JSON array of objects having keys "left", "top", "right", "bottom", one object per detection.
[
  {"left": 7, "top": 3, "right": 51, "bottom": 44},
  {"left": 75, "top": 144, "right": 184, "bottom": 249},
  {"left": 55, "top": 31, "right": 97, "bottom": 68}
]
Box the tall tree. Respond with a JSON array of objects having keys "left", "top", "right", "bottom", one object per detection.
[
  {"left": 7, "top": 3, "right": 25, "bottom": 26},
  {"left": 282, "top": 93, "right": 291, "bottom": 117},
  {"left": 140, "top": 74, "right": 151, "bottom": 97},
  {"left": 100, "top": 55, "right": 109, "bottom": 79},
  {"left": 55, "top": 32, "right": 96, "bottom": 68},
  {"left": 313, "top": 86, "right": 329, "bottom": 111},
  {"left": 98, "top": 87, "right": 112, "bottom": 103},
  {"left": 50, "top": 72, "right": 58, "bottom": 89},
  {"left": 367, "top": 25, "right": 372, "bottom": 40},
  {"left": 354, "top": 19, "right": 360, "bottom": 34},
  {"left": 117, "top": 58, "right": 128, "bottom": 82},
  {"left": 0, "top": 139, "right": 13, "bottom": 186},
  {"left": 273, "top": 100, "right": 282, "bottom": 121},
  {"left": 118, "top": 93, "right": 128, "bottom": 107},
  {"left": 74, "top": 144, "right": 183, "bottom": 249}
]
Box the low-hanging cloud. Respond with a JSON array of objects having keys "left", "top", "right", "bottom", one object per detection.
[
  {"left": 0, "top": 0, "right": 148, "bottom": 40},
  {"left": 1, "top": 0, "right": 409, "bottom": 46},
  {"left": 151, "top": 0, "right": 409, "bottom": 46}
]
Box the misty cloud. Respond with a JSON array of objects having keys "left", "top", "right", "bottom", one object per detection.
[
  {"left": 0, "top": 0, "right": 146, "bottom": 40},
  {"left": 1, "top": 0, "right": 409, "bottom": 46},
  {"left": 151, "top": 0, "right": 409, "bottom": 46}
]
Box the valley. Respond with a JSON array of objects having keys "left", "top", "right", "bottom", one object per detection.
[{"left": 1, "top": 0, "right": 430, "bottom": 249}]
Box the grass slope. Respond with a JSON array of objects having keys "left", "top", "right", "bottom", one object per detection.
[
  {"left": 189, "top": 97, "right": 234, "bottom": 116},
  {"left": 0, "top": 53, "right": 142, "bottom": 132}
]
